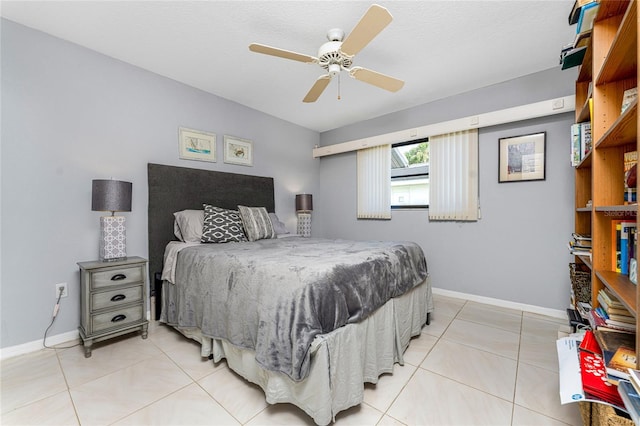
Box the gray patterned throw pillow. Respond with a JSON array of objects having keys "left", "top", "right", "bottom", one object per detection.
[
  {"left": 237, "top": 205, "right": 276, "bottom": 241},
  {"left": 201, "top": 204, "right": 247, "bottom": 243}
]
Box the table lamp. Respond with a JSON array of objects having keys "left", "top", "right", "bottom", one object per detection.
[
  {"left": 92, "top": 179, "right": 132, "bottom": 261},
  {"left": 295, "top": 194, "right": 313, "bottom": 237}
]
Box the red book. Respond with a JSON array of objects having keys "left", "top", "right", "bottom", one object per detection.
[
  {"left": 580, "top": 350, "right": 624, "bottom": 407},
  {"left": 580, "top": 329, "right": 603, "bottom": 355}
]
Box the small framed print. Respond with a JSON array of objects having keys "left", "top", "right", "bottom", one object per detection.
[
  {"left": 179, "top": 127, "right": 216, "bottom": 162},
  {"left": 223, "top": 135, "right": 253, "bottom": 166},
  {"left": 499, "top": 132, "right": 546, "bottom": 183}
]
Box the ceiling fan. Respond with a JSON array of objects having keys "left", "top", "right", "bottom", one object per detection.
[{"left": 249, "top": 4, "right": 404, "bottom": 103}]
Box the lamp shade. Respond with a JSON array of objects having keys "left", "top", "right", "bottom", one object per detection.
[
  {"left": 295, "top": 194, "right": 313, "bottom": 212},
  {"left": 92, "top": 180, "right": 132, "bottom": 212}
]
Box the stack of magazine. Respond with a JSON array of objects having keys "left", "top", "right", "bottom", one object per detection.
[{"left": 569, "top": 233, "right": 592, "bottom": 258}]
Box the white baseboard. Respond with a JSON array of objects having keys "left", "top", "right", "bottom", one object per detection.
[
  {"left": 0, "top": 295, "right": 564, "bottom": 360},
  {"left": 432, "top": 287, "right": 566, "bottom": 320},
  {"left": 0, "top": 330, "right": 80, "bottom": 360}
]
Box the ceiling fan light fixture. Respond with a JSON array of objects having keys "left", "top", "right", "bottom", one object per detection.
[{"left": 328, "top": 63, "right": 341, "bottom": 76}]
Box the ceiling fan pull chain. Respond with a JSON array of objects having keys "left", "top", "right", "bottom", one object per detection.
[{"left": 337, "top": 73, "right": 341, "bottom": 100}]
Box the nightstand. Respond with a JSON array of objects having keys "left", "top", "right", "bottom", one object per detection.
[{"left": 77, "top": 256, "right": 149, "bottom": 357}]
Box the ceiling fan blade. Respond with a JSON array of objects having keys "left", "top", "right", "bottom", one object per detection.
[
  {"left": 349, "top": 67, "right": 404, "bottom": 92},
  {"left": 249, "top": 43, "right": 317, "bottom": 63},
  {"left": 303, "top": 75, "right": 331, "bottom": 103},
  {"left": 340, "top": 4, "right": 393, "bottom": 57}
]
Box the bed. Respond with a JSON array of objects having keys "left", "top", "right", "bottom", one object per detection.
[{"left": 147, "top": 163, "right": 433, "bottom": 425}]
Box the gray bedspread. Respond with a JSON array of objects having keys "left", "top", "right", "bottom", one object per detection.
[{"left": 168, "top": 237, "right": 428, "bottom": 381}]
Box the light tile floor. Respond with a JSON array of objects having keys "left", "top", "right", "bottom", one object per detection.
[{"left": 1, "top": 295, "right": 584, "bottom": 425}]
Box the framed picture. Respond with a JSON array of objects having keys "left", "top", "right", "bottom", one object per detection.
[
  {"left": 223, "top": 135, "right": 253, "bottom": 166},
  {"left": 179, "top": 127, "right": 216, "bottom": 162},
  {"left": 498, "top": 132, "right": 546, "bottom": 183}
]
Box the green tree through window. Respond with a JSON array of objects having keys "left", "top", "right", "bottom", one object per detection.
[{"left": 404, "top": 142, "right": 429, "bottom": 165}]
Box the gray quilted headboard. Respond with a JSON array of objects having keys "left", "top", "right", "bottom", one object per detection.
[{"left": 147, "top": 163, "right": 275, "bottom": 280}]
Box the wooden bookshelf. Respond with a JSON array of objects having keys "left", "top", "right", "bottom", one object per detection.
[{"left": 571, "top": 0, "right": 638, "bottom": 361}]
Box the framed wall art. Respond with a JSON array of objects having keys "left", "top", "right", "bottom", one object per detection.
[
  {"left": 498, "top": 132, "right": 546, "bottom": 183},
  {"left": 223, "top": 135, "right": 253, "bottom": 166},
  {"left": 178, "top": 127, "right": 216, "bottom": 162}
]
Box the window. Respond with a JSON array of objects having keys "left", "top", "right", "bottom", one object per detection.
[{"left": 391, "top": 138, "right": 429, "bottom": 208}]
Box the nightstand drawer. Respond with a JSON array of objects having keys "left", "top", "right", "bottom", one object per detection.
[
  {"left": 91, "top": 265, "right": 143, "bottom": 290},
  {"left": 92, "top": 285, "right": 143, "bottom": 311},
  {"left": 92, "top": 304, "right": 144, "bottom": 333}
]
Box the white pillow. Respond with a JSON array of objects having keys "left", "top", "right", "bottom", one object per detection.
[
  {"left": 173, "top": 210, "right": 204, "bottom": 242},
  {"left": 268, "top": 212, "right": 290, "bottom": 235}
]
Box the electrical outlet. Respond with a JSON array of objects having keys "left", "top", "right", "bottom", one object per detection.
[{"left": 55, "top": 283, "right": 68, "bottom": 298}]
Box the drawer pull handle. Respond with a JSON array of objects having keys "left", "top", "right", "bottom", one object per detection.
[
  {"left": 111, "top": 314, "right": 126, "bottom": 322},
  {"left": 110, "top": 294, "right": 126, "bottom": 302},
  {"left": 111, "top": 274, "right": 126, "bottom": 281}
]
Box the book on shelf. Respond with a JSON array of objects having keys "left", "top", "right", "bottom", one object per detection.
[
  {"left": 590, "top": 308, "right": 636, "bottom": 332},
  {"left": 576, "top": 1, "right": 599, "bottom": 34},
  {"left": 568, "top": 0, "right": 597, "bottom": 25},
  {"left": 628, "top": 369, "right": 640, "bottom": 395},
  {"left": 573, "top": 233, "right": 592, "bottom": 242},
  {"left": 624, "top": 151, "right": 637, "bottom": 204},
  {"left": 593, "top": 328, "right": 637, "bottom": 385},
  {"left": 569, "top": 244, "right": 592, "bottom": 258},
  {"left": 569, "top": 122, "right": 592, "bottom": 165},
  {"left": 621, "top": 88, "right": 638, "bottom": 114},
  {"left": 577, "top": 301, "right": 592, "bottom": 319},
  {"left": 618, "top": 380, "right": 640, "bottom": 425},
  {"left": 579, "top": 331, "right": 625, "bottom": 407},
  {"left": 573, "top": 30, "right": 591, "bottom": 49},
  {"left": 613, "top": 221, "right": 623, "bottom": 273},
  {"left": 580, "top": 122, "right": 591, "bottom": 160},
  {"left": 598, "top": 289, "right": 633, "bottom": 317},
  {"left": 561, "top": 45, "right": 587, "bottom": 70},
  {"left": 571, "top": 123, "right": 581, "bottom": 166},
  {"left": 594, "top": 328, "right": 636, "bottom": 355},
  {"left": 607, "top": 346, "right": 637, "bottom": 381},
  {"left": 569, "top": 233, "right": 592, "bottom": 256},
  {"left": 571, "top": 240, "right": 592, "bottom": 250},
  {"left": 607, "top": 306, "right": 635, "bottom": 317},
  {"left": 600, "top": 288, "right": 627, "bottom": 310},
  {"left": 611, "top": 220, "right": 637, "bottom": 276}
]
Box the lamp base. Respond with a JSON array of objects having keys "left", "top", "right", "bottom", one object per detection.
[
  {"left": 296, "top": 212, "right": 312, "bottom": 237},
  {"left": 99, "top": 216, "right": 127, "bottom": 261}
]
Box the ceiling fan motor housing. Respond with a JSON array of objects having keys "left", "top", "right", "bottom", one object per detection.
[{"left": 317, "top": 40, "right": 352, "bottom": 71}]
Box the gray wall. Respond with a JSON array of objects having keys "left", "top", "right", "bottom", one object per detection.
[
  {"left": 1, "top": 20, "right": 320, "bottom": 348},
  {"left": 316, "top": 68, "right": 578, "bottom": 310},
  {"left": 1, "top": 19, "right": 578, "bottom": 350}
]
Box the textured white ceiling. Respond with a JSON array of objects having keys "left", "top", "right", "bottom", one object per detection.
[{"left": 1, "top": 0, "right": 576, "bottom": 132}]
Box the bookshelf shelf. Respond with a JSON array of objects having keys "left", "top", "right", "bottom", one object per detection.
[
  {"left": 594, "top": 204, "right": 638, "bottom": 212},
  {"left": 576, "top": 207, "right": 592, "bottom": 212},
  {"left": 595, "top": 100, "right": 637, "bottom": 149},
  {"left": 577, "top": 45, "right": 593, "bottom": 83},
  {"left": 595, "top": 0, "right": 637, "bottom": 85},
  {"left": 595, "top": 269, "right": 637, "bottom": 317},
  {"left": 576, "top": 151, "right": 592, "bottom": 168},
  {"left": 578, "top": 255, "right": 592, "bottom": 270}
]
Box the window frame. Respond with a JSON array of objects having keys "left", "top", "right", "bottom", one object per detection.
[{"left": 391, "top": 137, "right": 429, "bottom": 210}]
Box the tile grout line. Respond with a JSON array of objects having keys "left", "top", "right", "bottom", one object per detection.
[{"left": 54, "top": 348, "right": 82, "bottom": 426}]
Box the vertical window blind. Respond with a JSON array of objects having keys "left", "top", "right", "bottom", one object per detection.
[
  {"left": 357, "top": 144, "right": 391, "bottom": 219},
  {"left": 429, "top": 129, "right": 479, "bottom": 221}
]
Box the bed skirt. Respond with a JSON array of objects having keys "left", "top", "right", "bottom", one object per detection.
[{"left": 162, "top": 277, "right": 432, "bottom": 425}]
